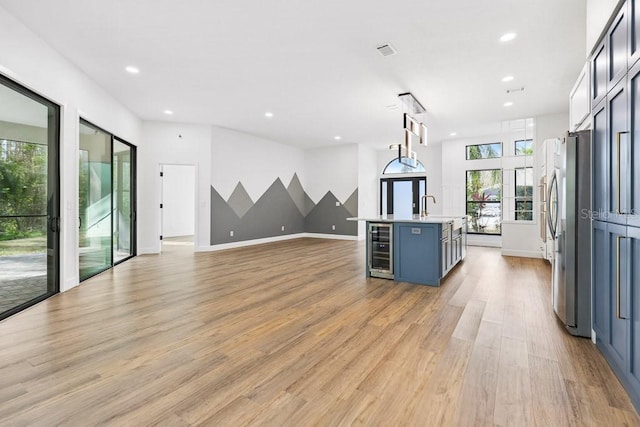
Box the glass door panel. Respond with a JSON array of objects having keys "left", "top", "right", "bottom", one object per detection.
[
  {"left": 393, "top": 181, "right": 413, "bottom": 218},
  {"left": 79, "top": 121, "right": 112, "bottom": 281},
  {"left": 0, "top": 76, "right": 59, "bottom": 320},
  {"left": 113, "top": 139, "right": 133, "bottom": 263}
]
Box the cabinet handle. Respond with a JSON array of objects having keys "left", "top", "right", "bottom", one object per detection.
[
  {"left": 616, "top": 131, "right": 629, "bottom": 214},
  {"left": 616, "top": 235, "right": 626, "bottom": 320}
]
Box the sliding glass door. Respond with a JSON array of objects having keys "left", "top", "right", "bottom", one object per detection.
[
  {"left": 79, "top": 121, "right": 135, "bottom": 282},
  {"left": 79, "top": 122, "right": 112, "bottom": 280},
  {"left": 0, "top": 74, "right": 60, "bottom": 320},
  {"left": 113, "top": 139, "right": 134, "bottom": 263}
]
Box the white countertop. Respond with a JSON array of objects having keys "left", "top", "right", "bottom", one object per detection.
[{"left": 347, "top": 214, "right": 465, "bottom": 227}]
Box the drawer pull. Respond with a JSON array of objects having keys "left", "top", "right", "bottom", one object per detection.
[
  {"left": 616, "top": 235, "right": 626, "bottom": 320},
  {"left": 616, "top": 131, "right": 629, "bottom": 214}
]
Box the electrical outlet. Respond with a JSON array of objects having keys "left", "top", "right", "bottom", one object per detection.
[
  {"left": 281, "top": 225, "right": 285, "bottom": 231},
  {"left": 332, "top": 225, "right": 336, "bottom": 230},
  {"left": 335, "top": 201, "right": 340, "bottom": 206},
  {"left": 230, "top": 230, "right": 234, "bottom": 237}
]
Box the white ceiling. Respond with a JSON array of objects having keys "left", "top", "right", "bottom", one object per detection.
[{"left": 0, "top": 0, "right": 586, "bottom": 149}]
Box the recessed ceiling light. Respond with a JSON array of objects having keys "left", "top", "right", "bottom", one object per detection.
[
  {"left": 164, "top": 110, "right": 173, "bottom": 115},
  {"left": 500, "top": 32, "right": 517, "bottom": 42},
  {"left": 334, "top": 136, "right": 342, "bottom": 140},
  {"left": 125, "top": 66, "right": 139, "bottom": 74},
  {"left": 265, "top": 112, "right": 274, "bottom": 118},
  {"left": 504, "top": 101, "right": 514, "bottom": 107},
  {"left": 450, "top": 132, "right": 457, "bottom": 136},
  {"left": 502, "top": 75, "right": 514, "bottom": 82}
]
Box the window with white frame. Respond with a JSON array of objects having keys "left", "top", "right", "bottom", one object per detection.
[{"left": 514, "top": 167, "right": 533, "bottom": 220}]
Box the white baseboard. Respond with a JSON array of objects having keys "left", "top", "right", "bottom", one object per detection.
[
  {"left": 197, "top": 232, "right": 358, "bottom": 252},
  {"left": 197, "top": 234, "right": 305, "bottom": 252},
  {"left": 500, "top": 249, "right": 543, "bottom": 259},
  {"left": 138, "top": 247, "right": 160, "bottom": 255},
  {"left": 467, "top": 240, "right": 501, "bottom": 248},
  {"left": 304, "top": 233, "right": 358, "bottom": 241}
]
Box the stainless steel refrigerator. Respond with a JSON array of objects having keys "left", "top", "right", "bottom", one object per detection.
[{"left": 546, "top": 130, "right": 591, "bottom": 337}]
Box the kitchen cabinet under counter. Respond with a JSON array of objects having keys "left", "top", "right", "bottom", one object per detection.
[{"left": 349, "top": 215, "right": 467, "bottom": 286}]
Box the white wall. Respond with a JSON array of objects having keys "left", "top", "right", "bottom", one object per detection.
[
  {"left": 586, "top": 0, "right": 622, "bottom": 55},
  {"left": 138, "top": 122, "right": 211, "bottom": 253},
  {"left": 423, "top": 144, "right": 443, "bottom": 216},
  {"left": 162, "top": 165, "right": 196, "bottom": 238},
  {"left": 210, "top": 127, "right": 304, "bottom": 202},
  {"left": 304, "top": 144, "right": 358, "bottom": 204},
  {"left": 0, "top": 5, "right": 141, "bottom": 291},
  {"left": 536, "top": 113, "right": 570, "bottom": 142},
  {"left": 357, "top": 144, "right": 378, "bottom": 238}
]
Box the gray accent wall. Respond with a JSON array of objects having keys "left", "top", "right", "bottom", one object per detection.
[
  {"left": 287, "top": 173, "right": 315, "bottom": 216},
  {"left": 227, "top": 182, "right": 253, "bottom": 218},
  {"left": 305, "top": 191, "right": 358, "bottom": 235},
  {"left": 211, "top": 175, "right": 358, "bottom": 244},
  {"left": 343, "top": 189, "right": 358, "bottom": 217}
]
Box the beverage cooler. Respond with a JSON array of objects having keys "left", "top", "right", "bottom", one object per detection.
[{"left": 367, "top": 222, "right": 393, "bottom": 279}]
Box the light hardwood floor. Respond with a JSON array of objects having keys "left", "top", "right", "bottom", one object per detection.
[{"left": 0, "top": 238, "right": 638, "bottom": 426}]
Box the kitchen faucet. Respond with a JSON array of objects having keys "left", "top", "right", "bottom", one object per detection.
[{"left": 421, "top": 195, "right": 436, "bottom": 217}]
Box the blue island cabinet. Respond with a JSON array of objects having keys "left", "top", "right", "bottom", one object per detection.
[{"left": 393, "top": 223, "right": 443, "bottom": 286}]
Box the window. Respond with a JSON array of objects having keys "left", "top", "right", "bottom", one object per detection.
[
  {"left": 466, "top": 143, "right": 502, "bottom": 160},
  {"left": 383, "top": 156, "right": 426, "bottom": 174},
  {"left": 515, "top": 139, "right": 533, "bottom": 156},
  {"left": 466, "top": 169, "right": 502, "bottom": 234},
  {"left": 515, "top": 167, "right": 533, "bottom": 220}
]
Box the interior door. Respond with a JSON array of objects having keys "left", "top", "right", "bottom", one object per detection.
[{"left": 0, "top": 75, "right": 60, "bottom": 320}]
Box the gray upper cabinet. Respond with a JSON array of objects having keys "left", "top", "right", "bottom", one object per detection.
[
  {"left": 593, "top": 100, "right": 608, "bottom": 216},
  {"left": 629, "top": 0, "right": 640, "bottom": 67},
  {"left": 593, "top": 41, "right": 608, "bottom": 107},
  {"left": 608, "top": 79, "right": 630, "bottom": 225},
  {"left": 592, "top": 0, "right": 640, "bottom": 411},
  {"left": 609, "top": 4, "right": 629, "bottom": 93},
  {"left": 629, "top": 60, "right": 640, "bottom": 227}
]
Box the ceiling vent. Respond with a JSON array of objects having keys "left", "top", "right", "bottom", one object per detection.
[
  {"left": 506, "top": 87, "right": 525, "bottom": 94},
  {"left": 377, "top": 44, "right": 397, "bottom": 57}
]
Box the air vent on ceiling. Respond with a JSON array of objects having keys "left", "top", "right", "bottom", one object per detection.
[
  {"left": 506, "top": 87, "right": 525, "bottom": 94},
  {"left": 377, "top": 44, "right": 397, "bottom": 57}
]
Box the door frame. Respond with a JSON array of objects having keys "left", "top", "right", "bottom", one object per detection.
[
  {"left": 113, "top": 137, "right": 137, "bottom": 266},
  {"left": 379, "top": 175, "right": 427, "bottom": 215},
  {"left": 159, "top": 163, "right": 197, "bottom": 252},
  {"left": 78, "top": 119, "right": 137, "bottom": 282}
]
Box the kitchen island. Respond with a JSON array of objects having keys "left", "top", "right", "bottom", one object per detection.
[{"left": 349, "top": 215, "right": 467, "bottom": 286}]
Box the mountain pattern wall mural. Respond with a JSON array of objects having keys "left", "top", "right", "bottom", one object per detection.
[{"left": 211, "top": 173, "right": 357, "bottom": 244}]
